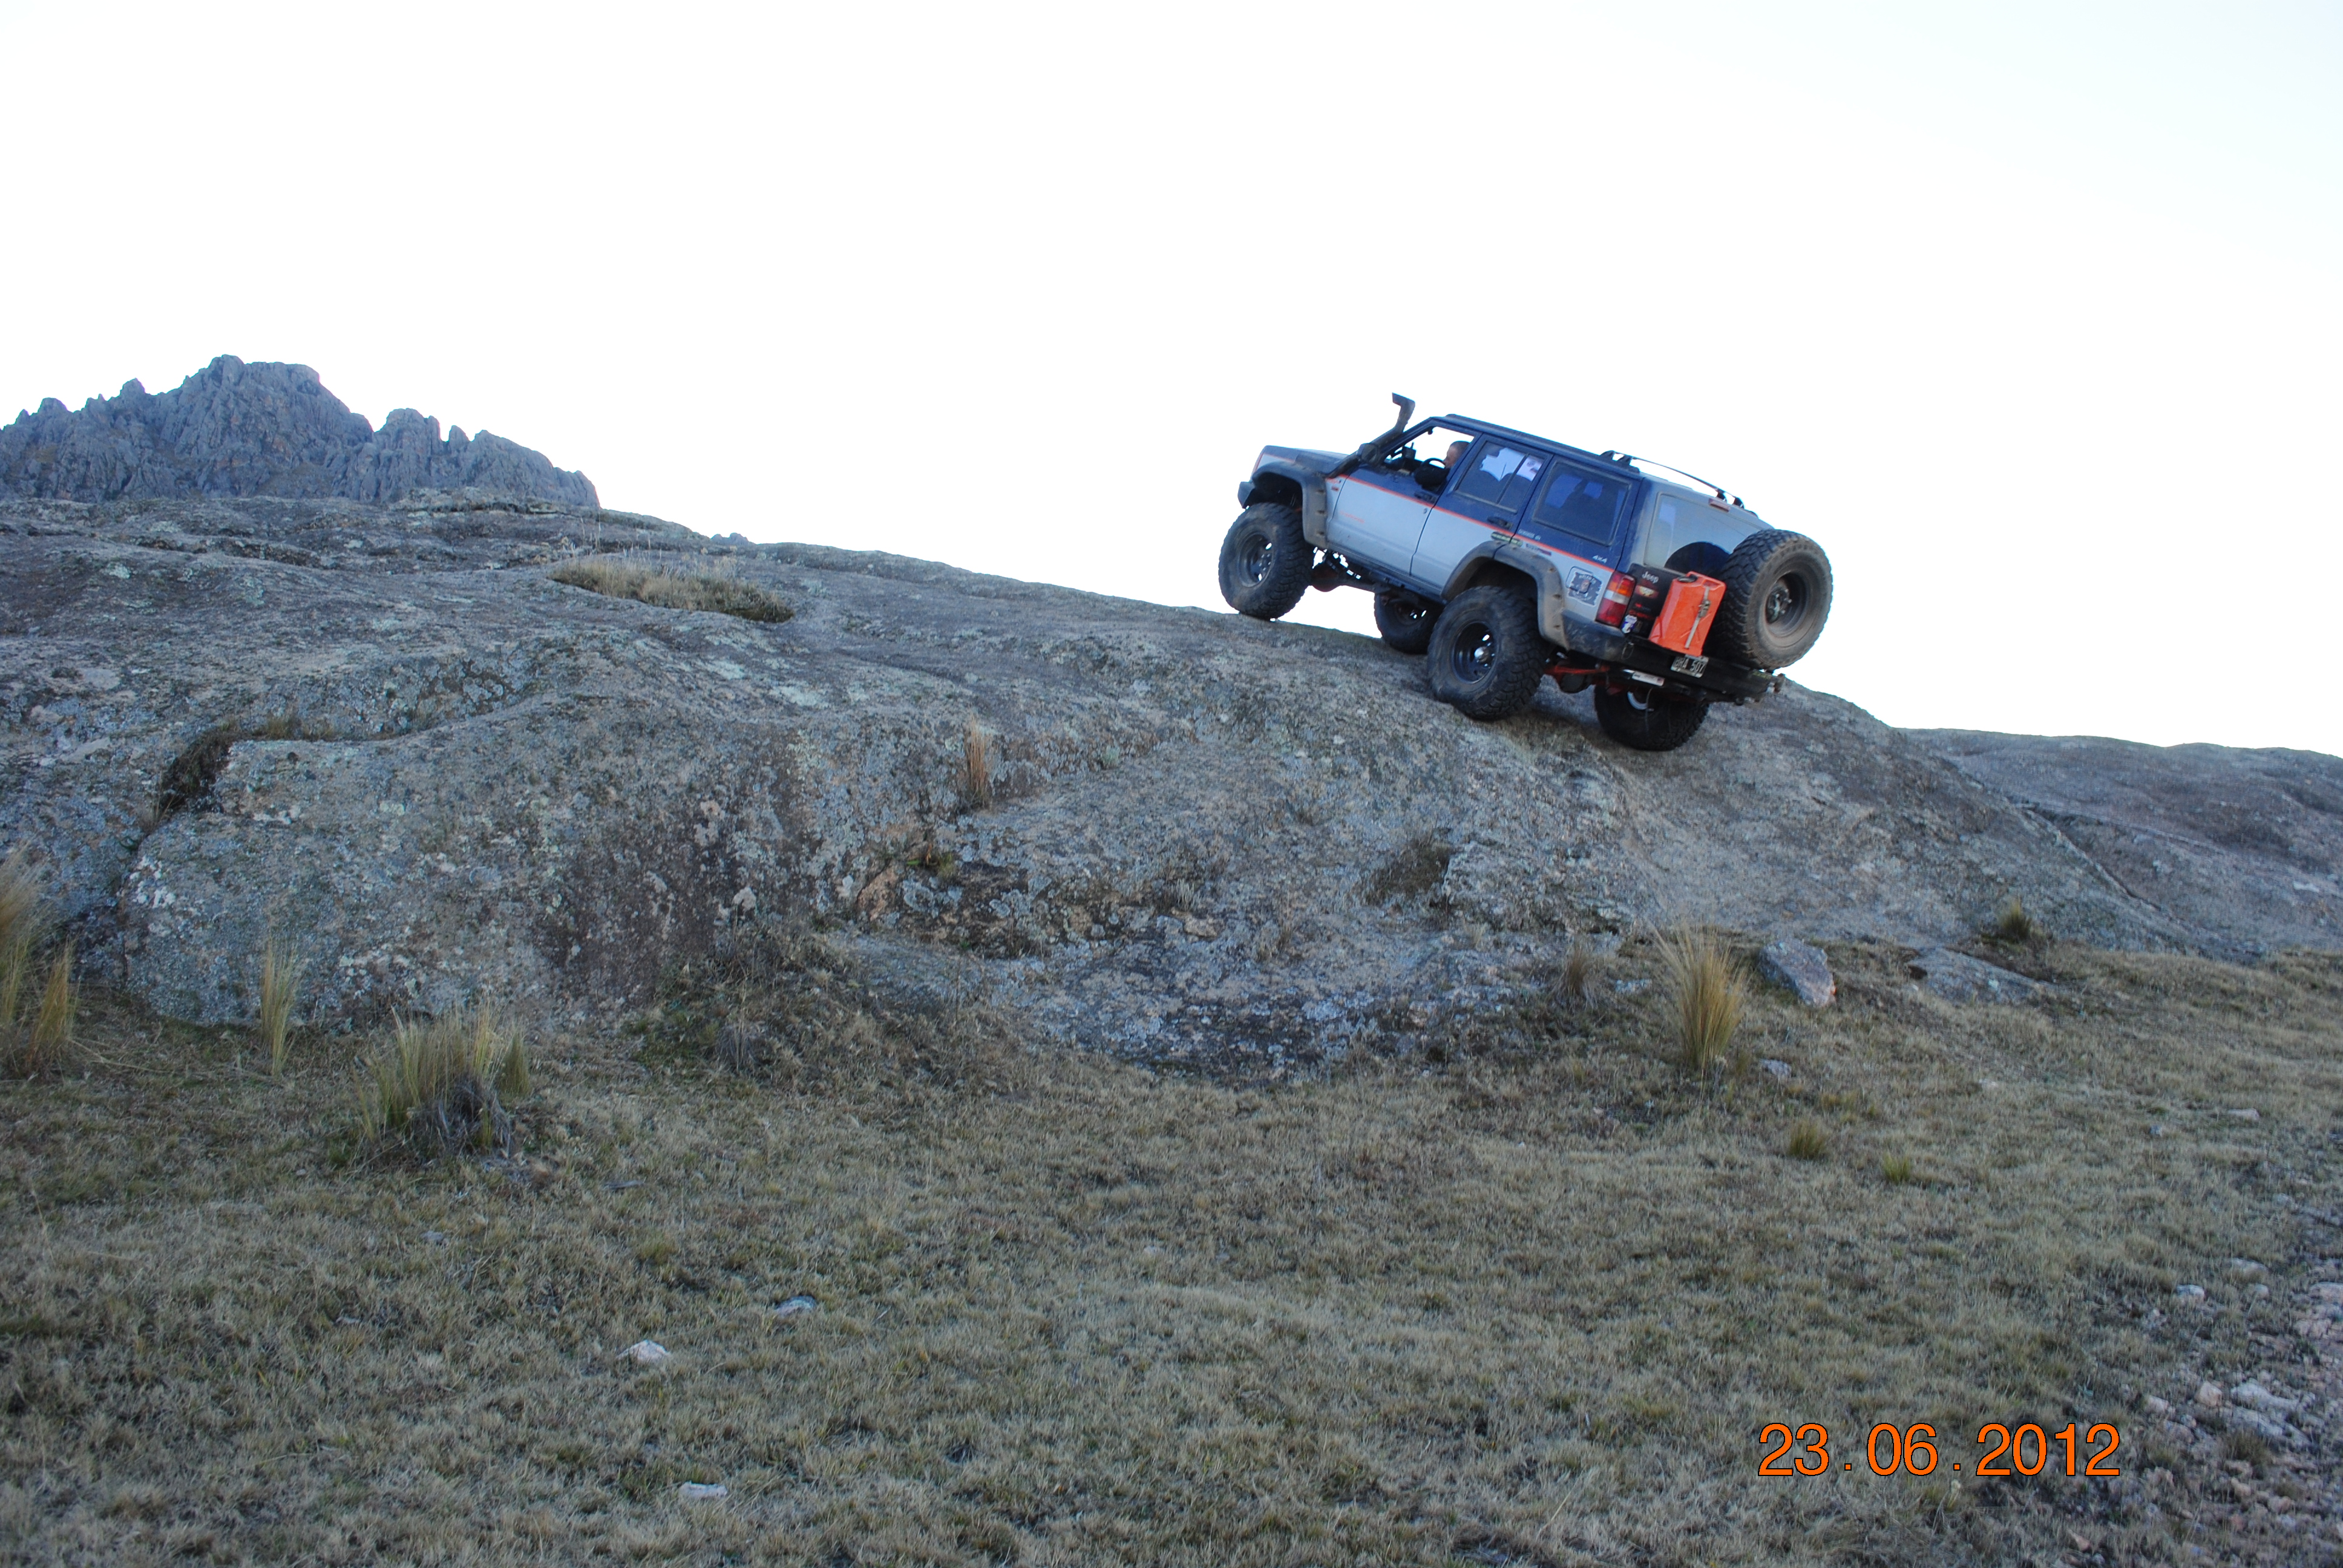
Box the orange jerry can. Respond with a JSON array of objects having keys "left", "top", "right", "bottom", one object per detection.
[{"left": 1650, "top": 571, "right": 1723, "bottom": 657}]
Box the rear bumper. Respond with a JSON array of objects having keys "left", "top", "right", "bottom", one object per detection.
[{"left": 1559, "top": 619, "right": 1773, "bottom": 701}]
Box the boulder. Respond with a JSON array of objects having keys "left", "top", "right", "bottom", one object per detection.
[
  {"left": 1757, "top": 937, "right": 1835, "bottom": 1007},
  {"left": 1906, "top": 947, "right": 2048, "bottom": 1004}
]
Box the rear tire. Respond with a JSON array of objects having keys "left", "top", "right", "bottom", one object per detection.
[
  {"left": 1373, "top": 589, "right": 1437, "bottom": 655},
  {"left": 1426, "top": 584, "right": 1548, "bottom": 720},
  {"left": 1593, "top": 684, "right": 1709, "bottom": 751},
  {"left": 1711, "top": 529, "right": 1832, "bottom": 669},
  {"left": 1217, "top": 504, "right": 1312, "bottom": 621}
]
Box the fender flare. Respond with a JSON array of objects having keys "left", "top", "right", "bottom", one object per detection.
[
  {"left": 1438, "top": 542, "right": 1584, "bottom": 650},
  {"left": 1238, "top": 461, "right": 1332, "bottom": 549}
]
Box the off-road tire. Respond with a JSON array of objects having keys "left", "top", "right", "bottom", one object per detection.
[
  {"left": 1218, "top": 503, "right": 1312, "bottom": 621},
  {"left": 1593, "top": 684, "right": 1710, "bottom": 751},
  {"left": 1426, "top": 584, "right": 1548, "bottom": 720},
  {"left": 1374, "top": 589, "right": 1437, "bottom": 655},
  {"left": 1710, "top": 529, "right": 1832, "bottom": 669}
]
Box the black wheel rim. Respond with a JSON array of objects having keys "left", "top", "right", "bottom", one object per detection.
[
  {"left": 1241, "top": 535, "right": 1274, "bottom": 586},
  {"left": 1450, "top": 621, "right": 1497, "bottom": 684},
  {"left": 1763, "top": 573, "right": 1809, "bottom": 632}
]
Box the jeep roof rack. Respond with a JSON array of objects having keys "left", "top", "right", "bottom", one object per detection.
[{"left": 1600, "top": 451, "right": 1743, "bottom": 509}]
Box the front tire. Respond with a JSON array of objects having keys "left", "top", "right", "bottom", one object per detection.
[
  {"left": 1218, "top": 503, "right": 1311, "bottom": 621},
  {"left": 1593, "top": 684, "right": 1709, "bottom": 751},
  {"left": 1373, "top": 589, "right": 1437, "bottom": 655},
  {"left": 1426, "top": 584, "right": 1548, "bottom": 720}
]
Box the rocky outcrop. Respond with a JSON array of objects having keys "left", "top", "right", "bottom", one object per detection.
[
  {"left": 0, "top": 357, "right": 596, "bottom": 508},
  {"left": 1913, "top": 730, "right": 2343, "bottom": 959},
  {"left": 1, "top": 495, "right": 2334, "bottom": 1070}
]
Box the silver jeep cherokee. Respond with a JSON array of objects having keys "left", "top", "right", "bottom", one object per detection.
[{"left": 1220, "top": 395, "right": 1833, "bottom": 751}]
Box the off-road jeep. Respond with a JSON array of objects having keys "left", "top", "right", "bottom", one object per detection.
[{"left": 1219, "top": 395, "right": 1832, "bottom": 751}]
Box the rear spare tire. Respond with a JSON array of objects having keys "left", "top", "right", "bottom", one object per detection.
[
  {"left": 1373, "top": 589, "right": 1437, "bottom": 655},
  {"left": 1217, "top": 503, "right": 1312, "bottom": 620},
  {"left": 1710, "top": 529, "right": 1832, "bottom": 668},
  {"left": 1593, "top": 684, "right": 1709, "bottom": 751},
  {"left": 1426, "top": 584, "right": 1547, "bottom": 720}
]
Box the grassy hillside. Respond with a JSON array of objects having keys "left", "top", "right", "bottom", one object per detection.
[{"left": 4, "top": 935, "right": 2341, "bottom": 1565}]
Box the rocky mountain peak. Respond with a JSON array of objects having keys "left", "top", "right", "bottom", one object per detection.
[{"left": 0, "top": 355, "right": 595, "bottom": 508}]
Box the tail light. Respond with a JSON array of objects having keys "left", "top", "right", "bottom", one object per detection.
[{"left": 1595, "top": 571, "right": 1634, "bottom": 628}]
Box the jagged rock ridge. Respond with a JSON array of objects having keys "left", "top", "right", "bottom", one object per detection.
[{"left": 0, "top": 356, "right": 595, "bottom": 508}]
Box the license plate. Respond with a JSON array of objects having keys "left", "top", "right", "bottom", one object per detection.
[{"left": 1671, "top": 655, "right": 1708, "bottom": 676}]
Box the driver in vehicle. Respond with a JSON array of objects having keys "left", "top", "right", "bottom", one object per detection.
[{"left": 1414, "top": 439, "right": 1470, "bottom": 496}]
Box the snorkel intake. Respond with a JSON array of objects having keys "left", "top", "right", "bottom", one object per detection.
[{"left": 1333, "top": 393, "right": 1416, "bottom": 476}]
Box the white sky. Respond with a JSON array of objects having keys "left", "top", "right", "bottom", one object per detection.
[{"left": 6, "top": 1, "right": 2341, "bottom": 755}]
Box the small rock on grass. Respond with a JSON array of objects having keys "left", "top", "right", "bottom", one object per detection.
[
  {"left": 1758, "top": 938, "right": 1835, "bottom": 1007},
  {"left": 2229, "top": 1381, "right": 2302, "bottom": 1416},
  {"left": 623, "top": 1339, "right": 672, "bottom": 1366},
  {"left": 1760, "top": 1059, "right": 1792, "bottom": 1080},
  {"left": 1907, "top": 947, "right": 2045, "bottom": 1003},
  {"left": 2176, "top": 1285, "right": 2207, "bottom": 1302},
  {"left": 678, "top": 1482, "right": 727, "bottom": 1501},
  {"left": 774, "top": 1295, "right": 817, "bottom": 1318}
]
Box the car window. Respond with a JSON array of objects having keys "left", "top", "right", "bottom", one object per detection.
[
  {"left": 1454, "top": 443, "right": 1545, "bottom": 513},
  {"left": 1532, "top": 463, "right": 1634, "bottom": 544},
  {"left": 1376, "top": 424, "right": 1478, "bottom": 496}
]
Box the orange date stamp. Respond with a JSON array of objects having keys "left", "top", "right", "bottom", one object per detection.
[{"left": 1759, "top": 1422, "right": 2122, "bottom": 1478}]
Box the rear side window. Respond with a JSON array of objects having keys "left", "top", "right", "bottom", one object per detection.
[
  {"left": 1532, "top": 464, "right": 1633, "bottom": 544},
  {"left": 1454, "top": 443, "right": 1546, "bottom": 512}
]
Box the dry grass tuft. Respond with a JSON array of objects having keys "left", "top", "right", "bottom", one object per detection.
[
  {"left": 257, "top": 937, "right": 303, "bottom": 1077},
  {"left": 254, "top": 706, "right": 336, "bottom": 742},
  {"left": 1991, "top": 893, "right": 2037, "bottom": 942},
  {"left": 714, "top": 1015, "right": 767, "bottom": 1074},
  {"left": 1, "top": 852, "right": 72, "bottom": 1073},
  {"left": 21, "top": 948, "right": 76, "bottom": 1074},
  {"left": 551, "top": 555, "right": 793, "bottom": 623},
  {"left": 0, "top": 848, "right": 42, "bottom": 1032},
  {"left": 1787, "top": 1118, "right": 1829, "bottom": 1161},
  {"left": 359, "top": 1007, "right": 530, "bottom": 1157},
  {"left": 496, "top": 1028, "right": 530, "bottom": 1100},
  {"left": 1659, "top": 926, "right": 1747, "bottom": 1077},
  {"left": 1882, "top": 1151, "right": 1915, "bottom": 1184},
  {"left": 1561, "top": 942, "right": 1594, "bottom": 1006},
  {"left": 961, "top": 720, "right": 994, "bottom": 808}
]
